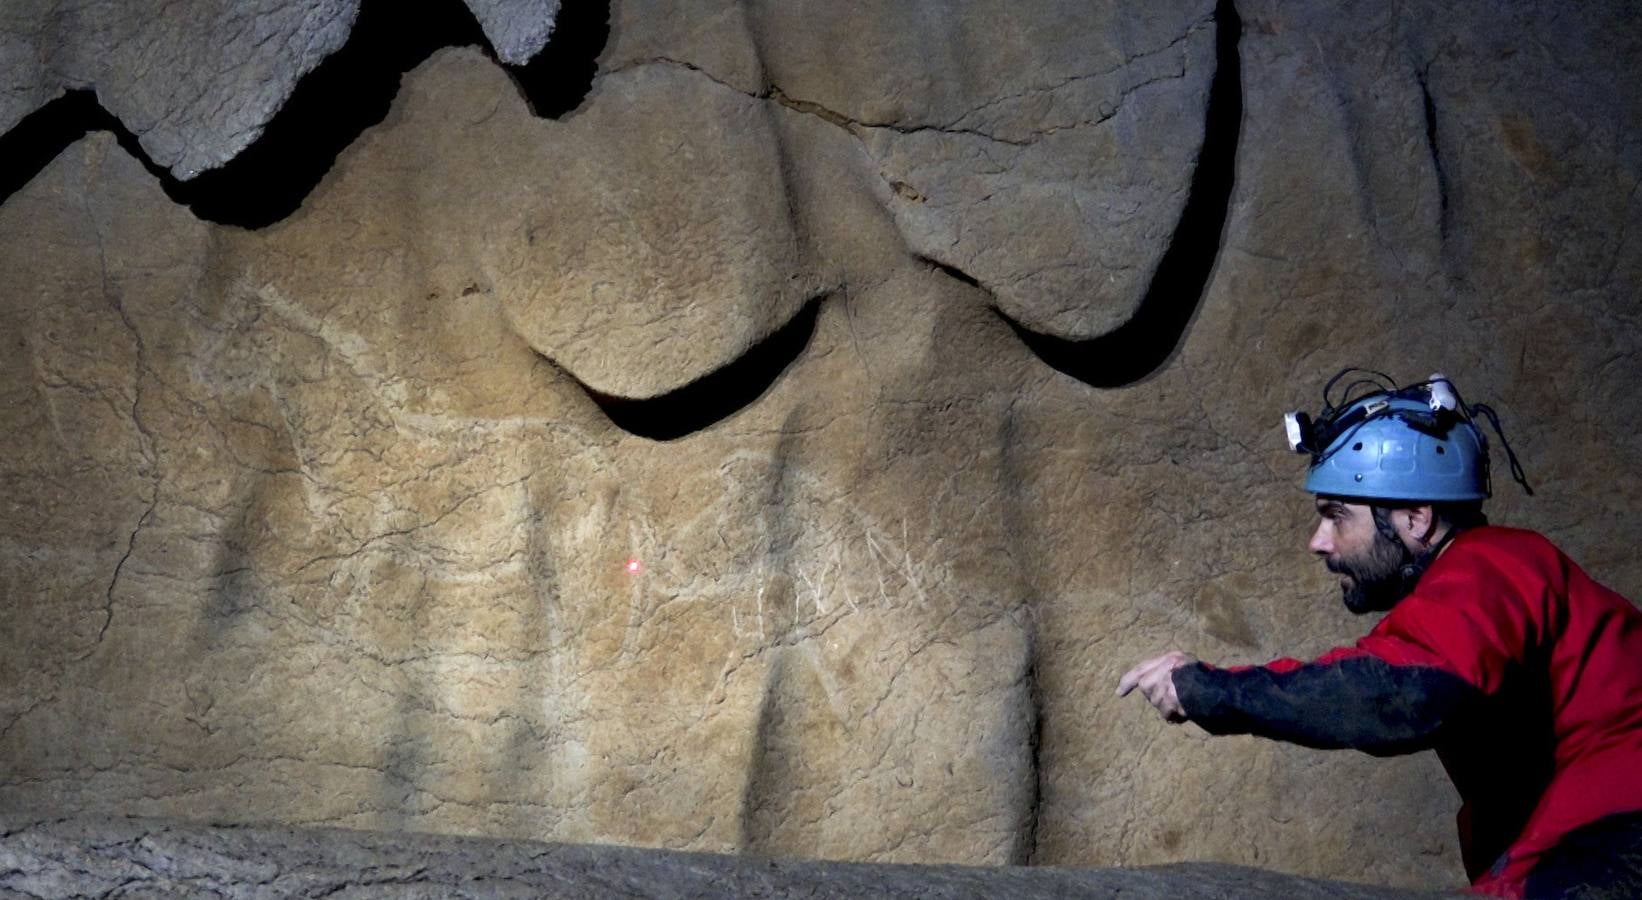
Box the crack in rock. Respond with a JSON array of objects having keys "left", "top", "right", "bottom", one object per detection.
[{"left": 607, "top": 39, "right": 1199, "bottom": 150}]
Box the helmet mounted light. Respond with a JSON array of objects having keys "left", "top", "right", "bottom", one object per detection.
[
  {"left": 1283, "top": 410, "right": 1313, "bottom": 455},
  {"left": 1427, "top": 374, "right": 1459, "bottom": 414}
]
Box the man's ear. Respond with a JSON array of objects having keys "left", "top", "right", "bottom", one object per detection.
[{"left": 1396, "top": 505, "right": 1439, "bottom": 545}]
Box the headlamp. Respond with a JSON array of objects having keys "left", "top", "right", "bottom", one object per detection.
[
  {"left": 1283, "top": 401, "right": 1385, "bottom": 460},
  {"left": 1427, "top": 373, "right": 1458, "bottom": 413},
  {"left": 1282, "top": 371, "right": 1466, "bottom": 462},
  {"left": 1283, "top": 410, "right": 1313, "bottom": 455}
]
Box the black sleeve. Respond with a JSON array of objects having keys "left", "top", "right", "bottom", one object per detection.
[
  {"left": 1524, "top": 810, "right": 1642, "bottom": 898},
  {"left": 1171, "top": 657, "right": 1483, "bottom": 756}
]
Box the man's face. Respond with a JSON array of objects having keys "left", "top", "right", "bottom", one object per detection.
[{"left": 1308, "top": 497, "right": 1413, "bottom": 614}]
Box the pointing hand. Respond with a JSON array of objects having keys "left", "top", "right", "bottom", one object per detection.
[{"left": 1116, "top": 651, "right": 1197, "bottom": 723}]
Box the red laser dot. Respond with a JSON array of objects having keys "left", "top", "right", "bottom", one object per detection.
[{"left": 626, "top": 558, "right": 641, "bottom": 574}]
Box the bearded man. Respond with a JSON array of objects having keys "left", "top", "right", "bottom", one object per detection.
[{"left": 1117, "top": 371, "right": 1642, "bottom": 899}]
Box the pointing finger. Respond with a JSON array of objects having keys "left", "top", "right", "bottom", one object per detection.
[
  {"left": 1116, "top": 663, "right": 1144, "bottom": 697},
  {"left": 1118, "top": 654, "right": 1172, "bottom": 697}
]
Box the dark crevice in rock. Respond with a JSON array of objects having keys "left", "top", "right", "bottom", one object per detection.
[
  {"left": 1416, "top": 66, "right": 1451, "bottom": 241},
  {"left": 580, "top": 296, "right": 826, "bottom": 442},
  {"left": 0, "top": 0, "right": 485, "bottom": 225},
  {"left": 765, "top": 83, "right": 1034, "bottom": 147},
  {"left": 91, "top": 504, "right": 154, "bottom": 656},
  {"left": 766, "top": 85, "right": 857, "bottom": 131},
  {"left": 1018, "top": 646, "right": 1045, "bottom": 866},
  {"left": 505, "top": 0, "right": 611, "bottom": 119},
  {"left": 918, "top": 255, "right": 983, "bottom": 290},
  {"left": 758, "top": 22, "right": 1205, "bottom": 151},
  {"left": 154, "top": 0, "right": 489, "bottom": 227},
  {"left": 0, "top": 91, "right": 122, "bottom": 209},
  {"left": 999, "top": 0, "right": 1242, "bottom": 388},
  {"left": 1, "top": 0, "right": 601, "bottom": 227}
]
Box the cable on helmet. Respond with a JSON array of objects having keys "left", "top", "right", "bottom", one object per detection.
[{"left": 1282, "top": 368, "right": 1533, "bottom": 498}]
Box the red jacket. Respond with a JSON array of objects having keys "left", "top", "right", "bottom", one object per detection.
[{"left": 1173, "top": 526, "right": 1642, "bottom": 897}]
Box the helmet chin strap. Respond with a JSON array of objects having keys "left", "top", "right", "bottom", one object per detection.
[{"left": 1371, "top": 507, "right": 1467, "bottom": 593}]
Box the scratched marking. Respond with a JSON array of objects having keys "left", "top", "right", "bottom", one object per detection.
[{"left": 724, "top": 514, "right": 948, "bottom": 641}]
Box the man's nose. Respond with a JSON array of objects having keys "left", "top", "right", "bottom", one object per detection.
[{"left": 1308, "top": 522, "right": 1332, "bottom": 557}]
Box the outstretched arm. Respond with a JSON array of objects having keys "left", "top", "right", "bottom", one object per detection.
[
  {"left": 1167, "top": 652, "right": 1482, "bottom": 755},
  {"left": 1116, "top": 542, "right": 1540, "bottom": 755},
  {"left": 1117, "top": 646, "right": 1482, "bottom": 755}
]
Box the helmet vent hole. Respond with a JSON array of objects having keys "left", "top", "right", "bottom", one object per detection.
[
  {"left": 1352, "top": 441, "right": 1364, "bottom": 451},
  {"left": 1436, "top": 445, "right": 1446, "bottom": 455}
]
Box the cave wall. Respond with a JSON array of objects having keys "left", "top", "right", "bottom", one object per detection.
[{"left": 1, "top": 0, "right": 1639, "bottom": 891}]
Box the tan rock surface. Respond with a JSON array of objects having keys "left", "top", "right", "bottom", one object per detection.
[
  {"left": 0, "top": 813, "right": 1443, "bottom": 899},
  {"left": 0, "top": 0, "right": 563, "bottom": 180},
  {"left": 746, "top": 0, "right": 1220, "bottom": 339},
  {"left": 1, "top": 0, "right": 1640, "bottom": 894},
  {"left": 0, "top": 0, "right": 362, "bottom": 178},
  {"left": 486, "top": 60, "right": 827, "bottom": 399}
]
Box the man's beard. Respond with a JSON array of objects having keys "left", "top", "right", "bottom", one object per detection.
[{"left": 1326, "top": 528, "right": 1418, "bottom": 614}]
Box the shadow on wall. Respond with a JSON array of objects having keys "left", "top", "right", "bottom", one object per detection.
[
  {"left": 575, "top": 295, "right": 828, "bottom": 442},
  {"left": 996, "top": 0, "right": 1243, "bottom": 390},
  {"left": 0, "top": 0, "right": 613, "bottom": 228}
]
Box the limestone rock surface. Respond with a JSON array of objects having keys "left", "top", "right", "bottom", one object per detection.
[
  {"left": 0, "top": 814, "right": 1441, "bottom": 899},
  {"left": 0, "top": 0, "right": 561, "bottom": 179},
  {"left": 0, "top": 0, "right": 1639, "bottom": 896},
  {"left": 466, "top": 0, "right": 561, "bottom": 65},
  {"left": 746, "top": 0, "right": 1222, "bottom": 340},
  {"left": 487, "top": 59, "right": 826, "bottom": 398}
]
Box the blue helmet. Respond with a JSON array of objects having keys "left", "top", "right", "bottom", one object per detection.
[
  {"left": 1302, "top": 395, "right": 1490, "bottom": 501},
  {"left": 1284, "top": 371, "right": 1517, "bottom": 503}
]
